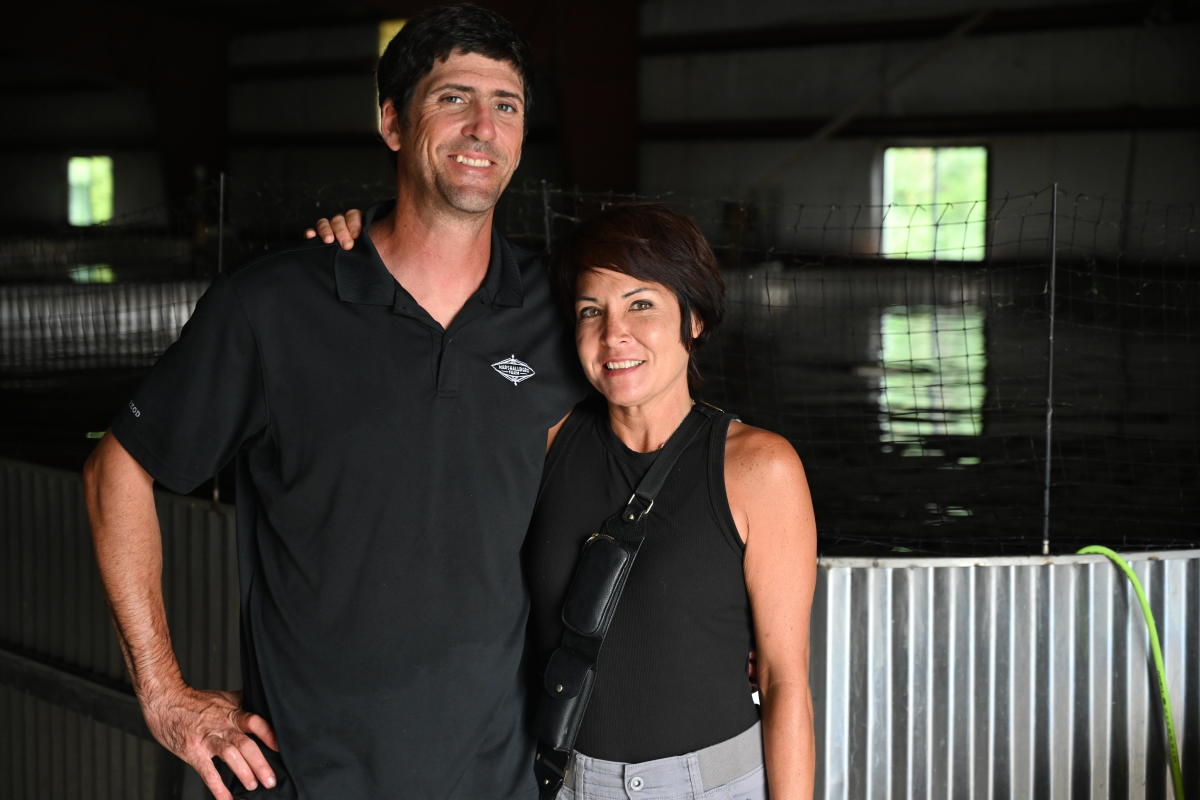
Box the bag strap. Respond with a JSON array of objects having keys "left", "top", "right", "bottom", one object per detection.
[
  {"left": 534, "top": 401, "right": 726, "bottom": 797},
  {"left": 617, "top": 401, "right": 721, "bottom": 524}
]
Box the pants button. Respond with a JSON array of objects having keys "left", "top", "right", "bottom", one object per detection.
[{"left": 628, "top": 775, "right": 644, "bottom": 791}]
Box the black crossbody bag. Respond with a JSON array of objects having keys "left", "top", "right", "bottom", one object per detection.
[{"left": 532, "top": 402, "right": 723, "bottom": 798}]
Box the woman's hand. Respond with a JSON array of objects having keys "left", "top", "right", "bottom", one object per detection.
[{"left": 305, "top": 209, "right": 363, "bottom": 250}]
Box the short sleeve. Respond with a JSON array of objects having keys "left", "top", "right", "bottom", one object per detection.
[{"left": 111, "top": 274, "right": 268, "bottom": 495}]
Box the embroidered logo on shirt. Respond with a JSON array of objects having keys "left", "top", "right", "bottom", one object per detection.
[
  {"left": 128, "top": 401, "right": 142, "bottom": 418},
  {"left": 491, "top": 355, "right": 536, "bottom": 385}
]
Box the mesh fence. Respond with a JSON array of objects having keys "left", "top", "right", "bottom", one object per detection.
[{"left": 1, "top": 179, "right": 1196, "bottom": 555}]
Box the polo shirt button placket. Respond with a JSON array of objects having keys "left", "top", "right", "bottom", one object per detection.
[{"left": 436, "top": 334, "right": 460, "bottom": 396}]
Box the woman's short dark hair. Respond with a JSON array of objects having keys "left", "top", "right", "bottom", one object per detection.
[
  {"left": 554, "top": 203, "right": 726, "bottom": 390},
  {"left": 376, "top": 3, "right": 533, "bottom": 122}
]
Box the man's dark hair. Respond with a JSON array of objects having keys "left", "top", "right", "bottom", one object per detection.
[
  {"left": 553, "top": 203, "right": 726, "bottom": 391},
  {"left": 377, "top": 3, "right": 533, "bottom": 123}
]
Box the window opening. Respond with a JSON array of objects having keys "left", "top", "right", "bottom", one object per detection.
[
  {"left": 881, "top": 146, "right": 987, "bottom": 261},
  {"left": 68, "top": 155, "right": 113, "bottom": 226}
]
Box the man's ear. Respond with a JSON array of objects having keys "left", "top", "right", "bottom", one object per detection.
[
  {"left": 379, "top": 98, "right": 403, "bottom": 152},
  {"left": 690, "top": 312, "right": 703, "bottom": 340}
]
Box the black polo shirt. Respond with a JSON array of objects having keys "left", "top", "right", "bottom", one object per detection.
[{"left": 112, "top": 205, "right": 585, "bottom": 799}]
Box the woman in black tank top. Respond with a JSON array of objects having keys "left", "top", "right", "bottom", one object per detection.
[{"left": 526, "top": 204, "right": 817, "bottom": 799}]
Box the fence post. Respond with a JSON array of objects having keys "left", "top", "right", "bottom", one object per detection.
[
  {"left": 217, "top": 171, "right": 226, "bottom": 276},
  {"left": 541, "top": 179, "right": 552, "bottom": 256},
  {"left": 1041, "top": 183, "right": 1058, "bottom": 555}
]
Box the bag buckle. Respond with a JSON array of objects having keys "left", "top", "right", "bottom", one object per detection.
[{"left": 622, "top": 492, "right": 653, "bottom": 521}]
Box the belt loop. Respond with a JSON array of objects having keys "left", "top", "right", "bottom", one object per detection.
[
  {"left": 686, "top": 752, "right": 705, "bottom": 798},
  {"left": 569, "top": 752, "right": 583, "bottom": 796}
]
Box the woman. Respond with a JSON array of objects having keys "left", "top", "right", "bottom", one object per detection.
[
  {"left": 527, "top": 203, "right": 816, "bottom": 799},
  {"left": 311, "top": 203, "right": 817, "bottom": 798}
]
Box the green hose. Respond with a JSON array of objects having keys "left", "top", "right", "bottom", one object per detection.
[{"left": 1078, "top": 545, "right": 1185, "bottom": 800}]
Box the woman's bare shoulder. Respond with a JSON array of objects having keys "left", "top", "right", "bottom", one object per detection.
[
  {"left": 723, "top": 420, "right": 811, "bottom": 545},
  {"left": 721, "top": 418, "right": 815, "bottom": 558},
  {"left": 724, "top": 420, "right": 805, "bottom": 483}
]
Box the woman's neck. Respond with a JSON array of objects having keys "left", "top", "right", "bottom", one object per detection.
[{"left": 606, "top": 390, "right": 695, "bottom": 453}]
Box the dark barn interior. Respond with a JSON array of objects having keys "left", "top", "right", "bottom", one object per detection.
[{"left": 2, "top": 1, "right": 1197, "bottom": 797}]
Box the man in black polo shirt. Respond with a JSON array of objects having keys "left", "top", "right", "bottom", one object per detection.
[{"left": 82, "top": 6, "right": 583, "bottom": 799}]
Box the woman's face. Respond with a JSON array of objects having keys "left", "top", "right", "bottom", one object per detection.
[{"left": 574, "top": 267, "right": 699, "bottom": 411}]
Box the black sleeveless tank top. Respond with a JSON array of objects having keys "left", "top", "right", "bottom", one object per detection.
[{"left": 525, "top": 396, "right": 758, "bottom": 762}]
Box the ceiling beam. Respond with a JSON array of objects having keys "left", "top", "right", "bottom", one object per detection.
[
  {"left": 640, "top": 107, "right": 1200, "bottom": 140},
  {"left": 641, "top": 2, "right": 1197, "bottom": 55}
]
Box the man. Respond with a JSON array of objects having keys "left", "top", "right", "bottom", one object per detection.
[{"left": 83, "top": 5, "right": 583, "bottom": 798}]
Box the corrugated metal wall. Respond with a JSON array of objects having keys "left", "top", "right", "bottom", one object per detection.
[
  {"left": 3, "top": 458, "right": 1197, "bottom": 798},
  {"left": 0, "top": 457, "right": 239, "bottom": 687},
  {"left": 1, "top": 458, "right": 237, "bottom": 800},
  {"left": 812, "top": 554, "right": 1200, "bottom": 799},
  {"left": 0, "top": 281, "right": 207, "bottom": 375},
  {"left": 0, "top": 683, "right": 163, "bottom": 800}
]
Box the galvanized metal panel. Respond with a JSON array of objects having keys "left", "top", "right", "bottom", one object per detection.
[
  {"left": 1, "top": 458, "right": 236, "bottom": 799},
  {"left": 0, "top": 281, "right": 207, "bottom": 375},
  {"left": 1, "top": 683, "right": 161, "bottom": 800},
  {"left": 814, "top": 553, "right": 1199, "bottom": 799},
  {"left": 0, "top": 457, "right": 239, "bottom": 688}
]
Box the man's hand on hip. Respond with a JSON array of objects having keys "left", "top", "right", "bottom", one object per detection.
[{"left": 143, "top": 685, "right": 279, "bottom": 800}]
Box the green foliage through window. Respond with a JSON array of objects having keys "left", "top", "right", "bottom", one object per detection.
[
  {"left": 882, "top": 146, "right": 986, "bottom": 260},
  {"left": 68, "top": 156, "right": 114, "bottom": 226}
]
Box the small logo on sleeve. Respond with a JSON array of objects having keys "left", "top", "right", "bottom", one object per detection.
[
  {"left": 491, "top": 355, "right": 536, "bottom": 385},
  {"left": 128, "top": 401, "right": 142, "bottom": 418}
]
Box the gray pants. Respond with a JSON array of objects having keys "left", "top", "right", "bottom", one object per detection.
[{"left": 558, "top": 722, "right": 768, "bottom": 800}]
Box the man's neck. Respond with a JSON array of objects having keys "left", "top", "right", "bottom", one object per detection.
[{"left": 370, "top": 193, "right": 496, "bottom": 329}]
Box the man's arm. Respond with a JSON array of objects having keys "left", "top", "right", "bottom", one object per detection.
[{"left": 83, "top": 432, "right": 279, "bottom": 800}]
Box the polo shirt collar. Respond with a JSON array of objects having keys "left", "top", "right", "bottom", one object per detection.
[{"left": 334, "top": 202, "right": 525, "bottom": 309}]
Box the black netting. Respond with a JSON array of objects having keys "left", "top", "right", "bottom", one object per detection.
[{"left": 2, "top": 181, "right": 1196, "bottom": 555}]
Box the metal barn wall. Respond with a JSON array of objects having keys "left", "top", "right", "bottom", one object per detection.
[
  {"left": 0, "top": 683, "right": 162, "bottom": 800},
  {"left": 638, "top": 0, "right": 1200, "bottom": 214},
  {"left": 1, "top": 457, "right": 238, "bottom": 800},
  {"left": 0, "top": 457, "right": 239, "bottom": 686},
  {"left": 812, "top": 553, "right": 1200, "bottom": 799},
  {"left": 0, "top": 281, "right": 207, "bottom": 373},
  {"left": 2, "top": 457, "right": 1197, "bottom": 798}
]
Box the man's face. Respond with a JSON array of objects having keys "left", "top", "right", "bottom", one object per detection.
[{"left": 383, "top": 51, "right": 525, "bottom": 217}]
